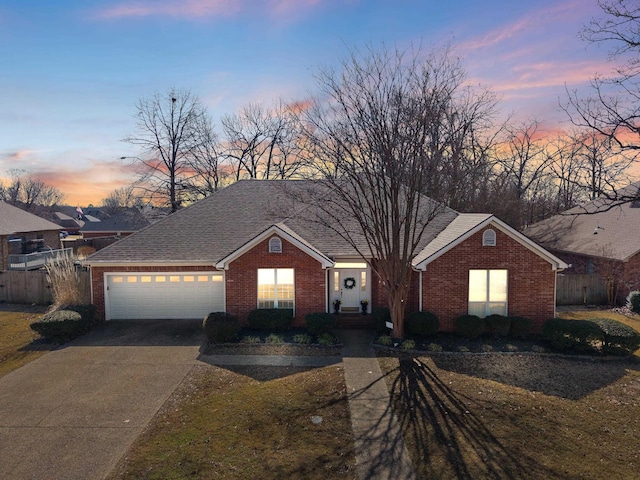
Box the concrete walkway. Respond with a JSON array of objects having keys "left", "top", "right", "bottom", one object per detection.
[
  {"left": 204, "top": 330, "right": 417, "bottom": 480},
  {"left": 337, "top": 330, "right": 417, "bottom": 480},
  {"left": 0, "top": 320, "right": 203, "bottom": 480}
]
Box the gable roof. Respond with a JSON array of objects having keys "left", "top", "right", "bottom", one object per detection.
[
  {"left": 524, "top": 182, "right": 640, "bottom": 262},
  {"left": 79, "top": 208, "right": 150, "bottom": 234},
  {"left": 413, "top": 214, "right": 568, "bottom": 270},
  {"left": 0, "top": 201, "right": 62, "bottom": 236},
  {"left": 85, "top": 180, "right": 564, "bottom": 270}
]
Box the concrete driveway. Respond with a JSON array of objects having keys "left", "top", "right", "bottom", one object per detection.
[{"left": 0, "top": 319, "right": 204, "bottom": 480}]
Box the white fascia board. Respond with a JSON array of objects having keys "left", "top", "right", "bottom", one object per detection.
[
  {"left": 82, "top": 261, "right": 215, "bottom": 268},
  {"left": 414, "top": 216, "right": 569, "bottom": 271},
  {"left": 215, "top": 225, "right": 334, "bottom": 270}
]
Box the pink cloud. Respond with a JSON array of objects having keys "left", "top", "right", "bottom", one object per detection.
[
  {"left": 94, "top": 0, "right": 325, "bottom": 21},
  {"left": 96, "top": 0, "right": 242, "bottom": 20}
]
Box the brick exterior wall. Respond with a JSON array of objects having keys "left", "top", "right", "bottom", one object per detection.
[
  {"left": 421, "top": 227, "right": 557, "bottom": 333},
  {"left": 225, "top": 235, "right": 326, "bottom": 326}
]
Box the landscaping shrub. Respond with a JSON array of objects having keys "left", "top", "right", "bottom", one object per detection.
[
  {"left": 626, "top": 291, "right": 640, "bottom": 314},
  {"left": 304, "top": 312, "right": 336, "bottom": 335},
  {"left": 542, "top": 318, "right": 602, "bottom": 353},
  {"left": 592, "top": 318, "right": 640, "bottom": 355},
  {"left": 202, "top": 312, "right": 241, "bottom": 343},
  {"left": 406, "top": 311, "right": 439, "bottom": 337},
  {"left": 401, "top": 339, "right": 416, "bottom": 351},
  {"left": 486, "top": 314, "right": 511, "bottom": 337},
  {"left": 293, "top": 333, "right": 312, "bottom": 345},
  {"left": 241, "top": 335, "right": 261, "bottom": 344},
  {"left": 247, "top": 308, "right": 293, "bottom": 331},
  {"left": 30, "top": 304, "right": 97, "bottom": 343},
  {"left": 265, "top": 334, "right": 285, "bottom": 344},
  {"left": 376, "top": 334, "right": 392, "bottom": 346},
  {"left": 372, "top": 307, "right": 391, "bottom": 331},
  {"left": 317, "top": 332, "right": 336, "bottom": 346},
  {"left": 509, "top": 316, "right": 532, "bottom": 338},
  {"left": 455, "top": 314, "right": 485, "bottom": 339}
]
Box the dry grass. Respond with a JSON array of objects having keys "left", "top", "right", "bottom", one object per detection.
[
  {"left": 109, "top": 364, "right": 356, "bottom": 480},
  {"left": 45, "top": 252, "right": 84, "bottom": 308},
  {"left": 0, "top": 308, "right": 52, "bottom": 378},
  {"left": 379, "top": 352, "right": 640, "bottom": 479}
]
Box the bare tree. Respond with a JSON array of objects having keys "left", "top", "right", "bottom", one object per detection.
[
  {"left": 100, "top": 186, "right": 141, "bottom": 212},
  {"left": 124, "top": 88, "right": 210, "bottom": 212},
  {"left": 565, "top": 1, "right": 640, "bottom": 161},
  {"left": 1, "top": 169, "right": 64, "bottom": 210},
  {"left": 299, "top": 45, "right": 498, "bottom": 338}
]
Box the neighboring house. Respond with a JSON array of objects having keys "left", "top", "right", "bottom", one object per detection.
[
  {"left": 85, "top": 180, "right": 567, "bottom": 332},
  {"left": 79, "top": 208, "right": 150, "bottom": 239},
  {"left": 524, "top": 182, "right": 640, "bottom": 304},
  {"left": 0, "top": 201, "right": 63, "bottom": 271}
]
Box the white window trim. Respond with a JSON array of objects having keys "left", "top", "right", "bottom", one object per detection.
[
  {"left": 468, "top": 269, "right": 508, "bottom": 318},
  {"left": 257, "top": 268, "right": 295, "bottom": 312}
]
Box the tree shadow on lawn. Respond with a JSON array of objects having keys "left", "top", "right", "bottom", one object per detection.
[
  {"left": 381, "top": 357, "right": 570, "bottom": 479},
  {"left": 428, "top": 353, "right": 640, "bottom": 400}
]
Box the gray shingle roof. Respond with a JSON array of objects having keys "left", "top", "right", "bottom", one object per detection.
[
  {"left": 84, "top": 180, "right": 488, "bottom": 266},
  {"left": 0, "top": 201, "right": 62, "bottom": 236},
  {"left": 524, "top": 183, "right": 640, "bottom": 262}
]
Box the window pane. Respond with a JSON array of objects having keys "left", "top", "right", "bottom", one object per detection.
[
  {"left": 468, "top": 270, "right": 487, "bottom": 302},
  {"left": 489, "top": 270, "right": 507, "bottom": 301},
  {"left": 361, "top": 271, "right": 367, "bottom": 291},
  {"left": 277, "top": 269, "right": 294, "bottom": 285},
  {"left": 155, "top": 276, "right": 166, "bottom": 283},
  {"left": 468, "top": 302, "right": 486, "bottom": 317},
  {"left": 258, "top": 300, "right": 275, "bottom": 309},
  {"left": 258, "top": 269, "right": 275, "bottom": 286},
  {"left": 334, "top": 271, "right": 340, "bottom": 292},
  {"left": 488, "top": 302, "right": 507, "bottom": 316},
  {"left": 140, "top": 276, "right": 152, "bottom": 283},
  {"left": 183, "top": 275, "right": 195, "bottom": 282},
  {"left": 127, "top": 276, "right": 137, "bottom": 283}
]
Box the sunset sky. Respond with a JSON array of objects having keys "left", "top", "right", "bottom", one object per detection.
[{"left": 0, "top": 0, "right": 615, "bottom": 206}]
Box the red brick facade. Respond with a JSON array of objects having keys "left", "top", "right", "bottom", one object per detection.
[
  {"left": 90, "top": 229, "right": 559, "bottom": 332},
  {"left": 225, "top": 235, "right": 326, "bottom": 326},
  {"left": 421, "top": 227, "right": 557, "bottom": 332}
]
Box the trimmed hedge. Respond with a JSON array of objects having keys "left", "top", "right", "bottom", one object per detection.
[
  {"left": 455, "top": 314, "right": 485, "bottom": 339},
  {"left": 304, "top": 312, "right": 336, "bottom": 335},
  {"left": 592, "top": 318, "right": 640, "bottom": 355},
  {"left": 247, "top": 308, "right": 293, "bottom": 331},
  {"left": 30, "top": 305, "right": 97, "bottom": 344},
  {"left": 627, "top": 291, "right": 640, "bottom": 314},
  {"left": 509, "top": 316, "right": 532, "bottom": 339},
  {"left": 542, "top": 318, "right": 603, "bottom": 353},
  {"left": 203, "top": 312, "right": 241, "bottom": 343},
  {"left": 372, "top": 307, "right": 391, "bottom": 331},
  {"left": 486, "top": 314, "right": 510, "bottom": 337},
  {"left": 406, "top": 311, "right": 439, "bottom": 337}
]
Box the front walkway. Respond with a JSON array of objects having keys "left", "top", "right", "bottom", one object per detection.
[
  {"left": 337, "top": 330, "right": 417, "bottom": 480},
  {"left": 0, "top": 320, "right": 203, "bottom": 480}
]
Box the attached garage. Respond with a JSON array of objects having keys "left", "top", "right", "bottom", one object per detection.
[{"left": 104, "top": 272, "right": 225, "bottom": 320}]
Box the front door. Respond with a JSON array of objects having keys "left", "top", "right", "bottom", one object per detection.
[{"left": 338, "top": 269, "right": 365, "bottom": 312}]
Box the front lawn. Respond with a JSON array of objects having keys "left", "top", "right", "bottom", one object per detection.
[
  {"left": 109, "top": 364, "right": 356, "bottom": 480},
  {"left": 378, "top": 354, "right": 640, "bottom": 479},
  {"left": 0, "top": 307, "right": 52, "bottom": 378}
]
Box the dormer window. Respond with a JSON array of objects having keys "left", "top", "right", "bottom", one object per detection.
[
  {"left": 269, "top": 236, "right": 282, "bottom": 253},
  {"left": 482, "top": 229, "right": 496, "bottom": 247}
]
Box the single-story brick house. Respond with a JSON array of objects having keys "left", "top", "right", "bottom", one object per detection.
[
  {"left": 524, "top": 182, "right": 640, "bottom": 304},
  {"left": 85, "top": 180, "right": 567, "bottom": 332}
]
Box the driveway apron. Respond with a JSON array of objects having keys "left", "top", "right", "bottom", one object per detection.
[{"left": 0, "top": 320, "right": 203, "bottom": 480}]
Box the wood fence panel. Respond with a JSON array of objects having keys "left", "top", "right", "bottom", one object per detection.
[
  {"left": 556, "top": 274, "right": 608, "bottom": 306},
  {"left": 0, "top": 270, "right": 91, "bottom": 305}
]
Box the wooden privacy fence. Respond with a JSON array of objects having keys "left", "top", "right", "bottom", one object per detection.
[
  {"left": 556, "top": 273, "right": 608, "bottom": 306},
  {"left": 0, "top": 270, "right": 91, "bottom": 305}
]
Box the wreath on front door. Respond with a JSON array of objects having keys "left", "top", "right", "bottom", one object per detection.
[{"left": 343, "top": 277, "right": 356, "bottom": 289}]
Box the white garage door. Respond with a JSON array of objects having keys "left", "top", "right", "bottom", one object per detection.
[{"left": 105, "top": 272, "right": 225, "bottom": 320}]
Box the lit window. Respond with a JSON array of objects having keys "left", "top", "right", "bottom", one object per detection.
[
  {"left": 112, "top": 277, "right": 123, "bottom": 283},
  {"left": 183, "top": 276, "right": 195, "bottom": 282},
  {"left": 170, "top": 276, "right": 181, "bottom": 283},
  {"left": 155, "top": 276, "right": 166, "bottom": 283},
  {"left": 258, "top": 268, "right": 294, "bottom": 309},
  {"left": 468, "top": 269, "right": 507, "bottom": 318},
  {"left": 482, "top": 229, "right": 496, "bottom": 247},
  {"left": 334, "top": 271, "right": 340, "bottom": 292},
  {"left": 198, "top": 275, "right": 209, "bottom": 282},
  {"left": 361, "top": 271, "right": 367, "bottom": 291},
  {"left": 269, "top": 237, "right": 282, "bottom": 253},
  {"left": 127, "top": 277, "right": 137, "bottom": 283},
  {"left": 140, "top": 276, "right": 152, "bottom": 283}
]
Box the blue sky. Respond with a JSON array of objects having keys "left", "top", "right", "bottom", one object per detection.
[{"left": 0, "top": 0, "right": 609, "bottom": 205}]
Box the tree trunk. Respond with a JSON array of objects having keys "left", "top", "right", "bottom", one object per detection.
[{"left": 388, "top": 285, "right": 407, "bottom": 338}]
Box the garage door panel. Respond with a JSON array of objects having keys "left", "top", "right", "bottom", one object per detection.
[{"left": 106, "top": 273, "right": 225, "bottom": 320}]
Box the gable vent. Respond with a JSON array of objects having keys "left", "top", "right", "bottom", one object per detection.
[
  {"left": 269, "top": 236, "right": 282, "bottom": 253},
  {"left": 482, "top": 229, "right": 496, "bottom": 247}
]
